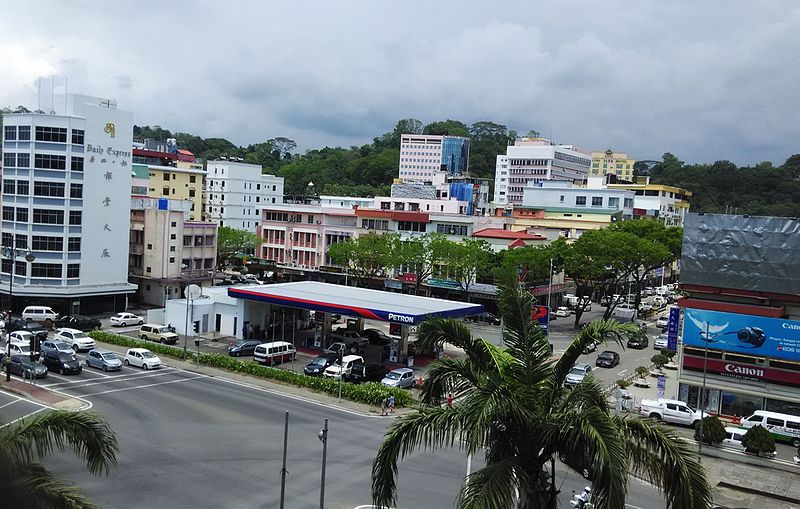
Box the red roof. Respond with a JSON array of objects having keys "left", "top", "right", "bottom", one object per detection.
[{"left": 472, "top": 228, "right": 546, "bottom": 241}]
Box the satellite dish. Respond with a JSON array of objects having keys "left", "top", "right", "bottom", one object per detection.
[{"left": 184, "top": 284, "right": 202, "bottom": 300}]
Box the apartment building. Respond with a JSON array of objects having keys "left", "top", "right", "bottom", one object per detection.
[
  {"left": 494, "top": 137, "right": 591, "bottom": 206},
  {"left": 129, "top": 197, "right": 217, "bottom": 306},
  {"left": 1, "top": 94, "right": 137, "bottom": 314},
  {"left": 590, "top": 149, "right": 636, "bottom": 181},
  {"left": 607, "top": 176, "right": 691, "bottom": 227},
  {"left": 204, "top": 159, "right": 284, "bottom": 233},
  {"left": 398, "top": 133, "right": 470, "bottom": 182}
]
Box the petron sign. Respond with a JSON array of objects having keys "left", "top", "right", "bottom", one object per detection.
[
  {"left": 683, "top": 308, "right": 800, "bottom": 362},
  {"left": 682, "top": 356, "right": 800, "bottom": 387}
]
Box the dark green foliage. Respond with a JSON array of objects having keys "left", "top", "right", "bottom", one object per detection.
[
  {"left": 87, "top": 331, "right": 412, "bottom": 407},
  {"left": 651, "top": 354, "right": 669, "bottom": 369},
  {"left": 741, "top": 425, "right": 776, "bottom": 455},
  {"left": 694, "top": 416, "right": 726, "bottom": 445}
]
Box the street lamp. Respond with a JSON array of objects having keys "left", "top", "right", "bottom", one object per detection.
[
  {"left": 4, "top": 239, "right": 35, "bottom": 381},
  {"left": 318, "top": 418, "right": 328, "bottom": 509}
]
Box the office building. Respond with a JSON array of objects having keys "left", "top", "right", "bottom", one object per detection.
[
  {"left": 204, "top": 160, "right": 284, "bottom": 233},
  {"left": 607, "top": 177, "right": 692, "bottom": 227},
  {"left": 590, "top": 149, "right": 636, "bottom": 181},
  {"left": 398, "top": 134, "right": 470, "bottom": 182}
]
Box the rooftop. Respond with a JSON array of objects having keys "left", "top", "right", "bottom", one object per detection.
[{"left": 472, "top": 228, "right": 546, "bottom": 240}]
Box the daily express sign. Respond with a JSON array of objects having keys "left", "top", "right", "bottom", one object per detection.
[{"left": 683, "top": 308, "right": 800, "bottom": 362}]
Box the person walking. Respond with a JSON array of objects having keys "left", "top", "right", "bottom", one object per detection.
[
  {"left": 380, "top": 397, "right": 388, "bottom": 416},
  {"left": 388, "top": 394, "right": 395, "bottom": 414},
  {"left": 447, "top": 393, "right": 454, "bottom": 407}
]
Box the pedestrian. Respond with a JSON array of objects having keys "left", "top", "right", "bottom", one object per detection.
[
  {"left": 242, "top": 324, "right": 248, "bottom": 340},
  {"left": 380, "top": 397, "right": 388, "bottom": 416},
  {"left": 388, "top": 394, "right": 395, "bottom": 414},
  {"left": 447, "top": 393, "right": 454, "bottom": 407}
]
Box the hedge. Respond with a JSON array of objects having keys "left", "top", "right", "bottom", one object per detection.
[{"left": 88, "top": 331, "right": 414, "bottom": 408}]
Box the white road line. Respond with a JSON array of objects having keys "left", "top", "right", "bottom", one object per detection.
[
  {"left": 617, "top": 369, "right": 628, "bottom": 376},
  {"left": 0, "top": 399, "right": 20, "bottom": 409},
  {"left": 80, "top": 375, "right": 209, "bottom": 397},
  {"left": 0, "top": 407, "right": 46, "bottom": 428},
  {"left": 41, "top": 369, "right": 181, "bottom": 390},
  {"left": 41, "top": 366, "right": 178, "bottom": 388}
]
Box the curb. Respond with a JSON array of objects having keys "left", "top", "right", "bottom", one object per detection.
[
  {"left": 700, "top": 444, "right": 800, "bottom": 476},
  {"left": 0, "top": 382, "right": 90, "bottom": 411},
  {"left": 716, "top": 481, "right": 800, "bottom": 505}
]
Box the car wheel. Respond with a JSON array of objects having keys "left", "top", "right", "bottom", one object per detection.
[
  {"left": 59, "top": 368, "right": 64, "bottom": 375},
  {"left": 649, "top": 413, "right": 661, "bottom": 421},
  {"left": 692, "top": 420, "right": 700, "bottom": 429},
  {"left": 160, "top": 338, "right": 166, "bottom": 344},
  {"left": 121, "top": 322, "right": 127, "bottom": 327},
  {"left": 792, "top": 438, "right": 800, "bottom": 448},
  {"left": 582, "top": 468, "right": 591, "bottom": 480},
  {"left": 73, "top": 345, "right": 79, "bottom": 353},
  {"left": 124, "top": 359, "right": 129, "bottom": 366},
  {"left": 143, "top": 363, "right": 149, "bottom": 370},
  {"left": 138, "top": 320, "right": 143, "bottom": 325},
  {"left": 102, "top": 365, "right": 107, "bottom": 372},
  {"left": 85, "top": 360, "right": 90, "bottom": 366},
  {"left": 140, "top": 335, "right": 147, "bottom": 340}
]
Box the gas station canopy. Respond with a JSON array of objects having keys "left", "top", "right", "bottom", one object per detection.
[{"left": 227, "top": 281, "right": 483, "bottom": 325}]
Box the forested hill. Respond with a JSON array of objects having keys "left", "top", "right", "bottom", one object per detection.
[
  {"left": 134, "top": 119, "right": 520, "bottom": 196},
  {"left": 648, "top": 153, "right": 800, "bottom": 217}
]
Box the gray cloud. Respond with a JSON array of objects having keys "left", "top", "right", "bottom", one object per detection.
[{"left": 2, "top": 0, "right": 799, "bottom": 166}]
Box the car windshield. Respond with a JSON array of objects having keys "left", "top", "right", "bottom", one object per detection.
[
  {"left": 386, "top": 371, "right": 402, "bottom": 380},
  {"left": 58, "top": 352, "right": 75, "bottom": 361},
  {"left": 568, "top": 367, "right": 585, "bottom": 376},
  {"left": 310, "top": 357, "right": 329, "bottom": 365},
  {"left": 73, "top": 332, "right": 88, "bottom": 339},
  {"left": 141, "top": 351, "right": 156, "bottom": 359},
  {"left": 53, "top": 341, "right": 70, "bottom": 349},
  {"left": 101, "top": 353, "right": 118, "bottom": 360},
  {"left": 158, "top": 328, "right": 171, "bottom": 333},
  {"left": 599, "top": 352, "right": 614, "bottom": 359}
]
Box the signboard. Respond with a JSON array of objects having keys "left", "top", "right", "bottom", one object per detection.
[
  {"left": 400, "top": 273, "right": 417, "bottom": 283},
  {"left": 682, "top": 356, "right": 800, "bottom": 387},
  {"left": 656, "top": 375, "right": 666, "bottom": 399},
  {"left": 384, "top": 278, "right": 403, "bottom": 290},
  {"left": 667, "top": 306, "right": 680, "bottom": 351},
  {"left": 532, "top": 305, "right": 550, "bottom": 335},
  {"left": 683, "top": 308, "right": 800, "bottom": 362}
]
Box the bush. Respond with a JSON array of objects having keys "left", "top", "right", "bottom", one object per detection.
[
  {"left": 616, "top": 379, "right": 632, "bottom": 389},
  {"left": 741, "top": 425, "right": 776, "bottom": 456},
  {"left": 635, "top": 366, "right": 650, "bottom": 378},
  {"left": 694, "top": 415, "right": 726, "bottom": 445},
  {"left": 651, "top": 354, "right": 669, "bottom": 369},
  {"left": 660, "top": 348, "right": 677, "bottom": 361},
  {"left": 88, "top": 331, "right": 414, "bottom": 408}
]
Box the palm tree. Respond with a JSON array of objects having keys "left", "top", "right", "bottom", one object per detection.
[
  {"left": 372, "top": 275, "right": 711, "bottom": 509},
  {"left": 0, "top": 410, "right": 119, "bottom": 508}
]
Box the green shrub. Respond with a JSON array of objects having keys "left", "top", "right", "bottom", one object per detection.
[
  {"left": 635, "top": 366, "right": 650, "bottom": 378},
  {"left": 660, "top": 348, "right": 677, "bottom": 361},
  {"left": 88, "top": 331, "right": 413, "bottom": 407},
  {"left": 616, "top": 379, "right": 632, "bottom": 389},
  {"left": 694, "top": 415, "right": 726, "bottom": 445},
  {"left": 741, "top": 425, "right": 776, "bottom": 456},
  {"left": 650, "top": 354, "right": 669, "bottom": 369}
]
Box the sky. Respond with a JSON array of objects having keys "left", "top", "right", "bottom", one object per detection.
[{"left": 2, "top": 0, "right": 799, "bottom": 166}]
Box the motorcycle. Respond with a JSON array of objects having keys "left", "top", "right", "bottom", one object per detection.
[{"left": 570, "top": 487, "right": 593, "bottom": 509}]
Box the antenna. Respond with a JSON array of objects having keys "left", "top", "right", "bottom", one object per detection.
[
  {"left": 65, "top": 77, "right": 68, "bottom": 114},
  {"left": 51, "top": 75, "right": 55, "bottom": 113},
  {"left": 37, "top": 77, "right": 41, "bottom": 112}
]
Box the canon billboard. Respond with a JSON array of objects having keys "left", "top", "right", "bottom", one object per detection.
[{"left": 683, "top": 355, "right": 800, "bottom": 387}]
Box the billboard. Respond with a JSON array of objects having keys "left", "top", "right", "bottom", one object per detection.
[
  {"left": 683, "top": 308, "right": 800, "bottom": 362},
  {"left": 667, "top": 306, "right": 680, "bottom": 351},
  {"left": 532, "top": 305, "right": 549, "bottom": 334},
  {"left": 682, "top": 356, "right": 800, "bottom": 387}
]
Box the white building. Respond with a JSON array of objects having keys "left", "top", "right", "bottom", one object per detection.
[
  {"left": 522, "top": 179, "right": 635, "bottom": 219},
  {"left": 204, "top": 160, "right": 284, "bottom": 233},
  {"left": 1, "top": 94, "right": 137, "bottom": 314},
  {"left": 398, "top": 133, "right": 470, "bottom": 182},
  {"left": 494, "top": 138, "right": 591, "bottom": 206}
]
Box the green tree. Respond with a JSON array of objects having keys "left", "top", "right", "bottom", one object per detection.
[
  {"left": 423, "top": 119, "right": 470, "bottom": 137},
  {"left": 327, "top": 232, "right": 396, "bottom": 287},
  {"left": 389, "top": 233, "right": 451, "bottom": 295},
  {"left": 694, "top": 415, "right": 726, "bottom": 445},
  {"left": 372, "top": 273, "right": 712, "bottom": 509},
  {"left": 741, "top": 425, "right": 776, "bottom": 456},
  {"left": 0, "top": 410, "right": 118, "bottom": 508},
  {"left": 447, "top": 238, "right": 495, "bottom": 300},
  {"left": 217, "top": 227, "right": 260, "bottom": 268}
]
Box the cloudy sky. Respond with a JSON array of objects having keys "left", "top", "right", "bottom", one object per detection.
[{"left": 2, "top": 1, "right": 798, "bottom": 166}]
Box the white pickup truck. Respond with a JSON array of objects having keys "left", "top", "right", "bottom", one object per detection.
[
  {"left": 330, "top": 329, "right": 369, "bottom": 350},
  {"left": 639, "top": 398, "right": 702, "bottom": 428}
]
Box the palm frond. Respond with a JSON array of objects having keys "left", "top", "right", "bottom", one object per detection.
[
  {"left": 0, "top": 462, "right": 98, "bottom": 509},
  {"left": 459, "top": 457, "right": 523, "bottom": 509},
  {"left": 419, "top": 356, "right": 485, "bottom": 405},
  {"left": 417, "top": 317, "right": 487, "bottom": 361}
]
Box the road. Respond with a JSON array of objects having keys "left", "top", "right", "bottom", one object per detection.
[{"left": 0, "top": 347, "right": 668, "bottom": 509}]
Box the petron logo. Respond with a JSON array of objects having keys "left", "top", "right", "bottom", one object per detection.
[
  {"left": 724, "top": 363, "right": 764, "bottom": 378},
  {"left": 388, "top": 313, "right": 414, "bottom": 324},
  {"left": 104, "top": 122, "right": 116, "bottom": 138}
]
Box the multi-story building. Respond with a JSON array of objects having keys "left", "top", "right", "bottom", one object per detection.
[
  {"left": 398, "top": 134, "right": 470, "bottom": 182},
  {"left": 607, "top": 176, "right": 691, "bottom": 227},
  {"left": 676, "top": 213, "right": 800, "bottom": 419},
  {"left": 141, "top": 164, "right": 205, "bottom": 221},
  {"left": 494, "top": 137, "right": 591, "bottom": 206},
  {"left": 1, "top": 94, "right": 136, "bottom": 314},
  {"left": 204, "top": 160, "right": 284, "bottom": 233},
  {"left": 590, "top": 149, "right": 636, "bottom": 181},
  {"left": 129, "top": 196, "right": 218, "bottom": 306}
]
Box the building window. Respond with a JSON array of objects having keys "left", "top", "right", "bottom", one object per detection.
[
  {"left": 170, "top": 246, "right": 176, "bottom": 252},
  {"left": 591, "top": 196, "right": 603, "bottom": 207},
  {"left": 146, "top": 267, "right": 151, "bottom": 273},
  {"left": 188, "top": 189, "right": 195, "bottom": 197},
  {"left": 69, "top": 210, "right": 82, "bottom": 225},
  {"left": 169, "top": 257, "right": 176, "bottom": 263},
  {"left": 33, "top": 209, "right": 64, "bottom": 225},
  {"left": 397, "top": 221, "right": 427, "bottom": 232},
  {"left": 68, "top": 237, "right": 81, "bottom": 251},
  {"left": 608, "top": 197, "right": 620, "bottom": 209},
  {"left": 65, "top": 264, "right": 80, "bottom": 278},
  {"left": 163, "top": 173, "right": 170, "bottom": 181},
  {"left": 170, "top": 234, "right": 176, "bottom": 240},
  {"left": 3, "top": 180, "right": 16, "bottom": 194},
  {"left": 17, "top": 181, "right": 29, "bottom": 195},
  {"left": 720, "top": 391, "right": 763, "bottom": 417},
  {"left": 18, "top": 126, "right": 30, "bottom": 140},
  {"left": 34, "top": 181, "right": 65, "bottom": 197},
  {"left": 71, "top": 129, "right": 84, "bottom": 145},
  {"left": 171, "top": 221, "right": 177, "bottom": 228},
  {"left": 189, "top": 175, "right": 196, "bottom": 183},
  {"left": 575, "top": 196, "right": 587, "bottom": 206},
  {"left": 31, "top": 263, "right": 62, "bottom": 278},
  {"left": 3, "top": 153, "right": 15, "bottom": 168},
  {"left": 70, "top": 183, "right": 83, "bottom": 198},
  {"left": 34, "top": 154, "right": 67, "bottom": 170},
  {"left": 559, "top": 195, "right": 564, "bottom": 203},
  {"left": 2, "top": 207, "right": 14, "bottom": 221},
  {"left": 32, "top": 236, "right": 64, "bottom": 251},
  {"left": 308, "top": 215, "right": 314, "bottom": 224},
  {"left": 16, "top": 208, "right": 28, "bottom": 222},
  {"left": 17, "top": 153, "right": 30, "bottom": 168},
  {"left": 35, "top": 126, "right": 67, "bottom": 143},
  {"left": 71, "top": 157, "right": 84, "bottom": 172},
  {"left": 4, "top": 126, "right": 16, "bottom": 141}
]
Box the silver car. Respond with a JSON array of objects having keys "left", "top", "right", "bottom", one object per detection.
[
  {"left": 85, "top": 349, "right": 122, "bottom": 371},
  {"left": 381, "top": 368, "right": 417, "bottom": 389},
  {"left": 564, "top": 363, "right": 592, "bottom": 386}
]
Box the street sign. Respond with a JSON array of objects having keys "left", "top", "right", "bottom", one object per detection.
[
  {"left": 656, "top": 375, "right": 666, "bottom": 399},
  {"left": 667, "top": 306, "right": 680, "bottom": 351},
  {"left": 532, "top": 305, "right": 550, "bottom": 335}
]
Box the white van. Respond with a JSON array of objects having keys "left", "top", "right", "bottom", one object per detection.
[
  {"left": 722, "top": 426, "right": 746, "bottom": 451},
  {"left": 253, "top": 341, "right": 296, "bottom": 365},
  {"left": 323, "top": 354, "right": 364, "bottom": 380},
  {"left": 740, "top": 410, "right": 800, "bottom": 447},
  {"left": 22, "top": 306, "right": 58, "bottom": 322}
]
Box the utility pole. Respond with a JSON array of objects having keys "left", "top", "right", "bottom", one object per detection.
[
  {"left": 318, "top": 419, "right": 328, "bottom": 509},
  {"left": 279, "top": 411, "right": 289, "bottom": 509}
]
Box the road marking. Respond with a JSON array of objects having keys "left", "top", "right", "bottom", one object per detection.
[
  {"left": 0, "top": 407, "right": 47, "bottom": 428},
  {"left": 0, "top": 399, "right": 20, "bottom": 409},
  {"left": 41, "top": 369, "right": 181, "bottom": 390},
  {"left": 617, "top": 369, "right": 628, "bottom": 376},
  {"left": 79, "top": 374, "right": 209, "bottom": 397}
]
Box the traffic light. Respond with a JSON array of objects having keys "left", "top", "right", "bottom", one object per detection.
[{"left": 192, "top": 322, "right": 199, "bottom": 334}]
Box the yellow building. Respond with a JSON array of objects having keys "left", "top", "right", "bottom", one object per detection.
[
  {"left": 145, "top": 161, "right": 206, "bottom": 221},
  {"left": 590, "top": 149, "right": 635, "bottom": 181}
]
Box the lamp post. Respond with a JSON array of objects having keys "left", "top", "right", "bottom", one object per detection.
[
  {"left": 546, "top": 258, "right": 554, "bottom": 311},
  {"left": 698, "top": 322, "right": 710, "bottom": 455},
  {"left": 318, "top": 418, "right": 328, "bottom": 509},
  {"left": 4, "top": 239, "right": 36, "bottom": 381}
]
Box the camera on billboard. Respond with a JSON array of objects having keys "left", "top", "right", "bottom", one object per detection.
[{"left": 736, "top": 327, "right": 766, "bottom": 348}]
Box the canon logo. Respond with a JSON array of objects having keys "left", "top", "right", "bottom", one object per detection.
[
  {"left": 388, "top": 313, "right": 414, "bottom": 324},
  {"left": 782, "top": 322, "right": 800, "bottom": 330},
  {"left": 725, "top": 363, "right": 763, "bottom": 377}
]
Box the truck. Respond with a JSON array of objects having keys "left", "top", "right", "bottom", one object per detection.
[
  {"left": 330, "top": 329, "right": 369, "bottom": 351},
  {"left": 639, "top": 398, "right": 702, "bottom": 428}
]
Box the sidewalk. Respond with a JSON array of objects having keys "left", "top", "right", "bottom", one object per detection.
[
  {"left": 0, "top": 377, "right": 88, "bottom": 410},
  {"left": 707, "top": 459, "right": 800, "bottom": 508}
]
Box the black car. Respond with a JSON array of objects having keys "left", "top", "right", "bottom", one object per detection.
[
  {"left": 626, "top": 334, "right": 649, "bottom": 349},
  {"left": 466, "top": 312, "right": 501, "bottom": 325},
  {"left": 53, "top": 315, "right": 101, "bottom": 331},
  {"left": 559, "top": 450, "right": 594, "bottom": 480},
  {"left": 303, "top": 353, "right": 338, "bottom": 376},
  {"left": 5, "top": 319, "right": 49, "bottom": 341},
  {"left": 362, "top": 328, "right": 392, "bottom": 346},
  {"left": 595, "top": 350, "right": 621, "bottom": 368},
  {"left": 8, "top": 355, "right": 48, "bottom": 378},
  {"left": 227, "top": 340, "right": 262, "bottom": 357},
  {"left": 349, "top": 362, "right": 387, "bottom": 384},
  {"left": 42, "top": 350, "right": 82, "bottom": 375}
]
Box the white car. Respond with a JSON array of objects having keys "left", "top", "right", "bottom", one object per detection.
[
  {"left": 722, "top": 426, "right": 746, "bottom": 451},
  {"left": 656, "top": 315, "right": 669, "bottom": 329},
  {"left": 6, "top": 341, "right": 30, "bottom": 356},
  {"left": 564, "top": 363, "right": 592, "bottom": 386},
  {"left": 124, "top": 348, "right": 162, "bottom": 370},
  {"left": 554, "top": 307, "right": 571, "bottom": 318},
  {"left": 654, "top": 334, "right": 669, "bottom": 350},
  {"left": 109, "top": 312, "right": 144, "bottom": 327},
  {"left": 8, "top": 330, "right": 34, "bottom": 344},
  {"left": 53, "top": 328, "right": 96, "bottom": 352}
]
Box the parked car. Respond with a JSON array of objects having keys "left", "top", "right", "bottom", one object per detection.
[
  {"left": 626, "top": 334, "right": 649, "bottom": 349},
  {"left": 722, "top": 426, "right": 747, "bottom": 451},
  {"left": 53, "top": 315, "right": 101, "bottom": 331},
  {"left": 564, "top": 363, "right": 592, "bottom": 386},
  {"left": 303, "top": 354, "right": 339, "bottom": 376},
  {"left": 5, "top": 320, "right": 49, "bottom": 341},
  {"left": 323, "top": 355, "right": 363, "bottom": 380},
  {"left": 54, "top": 328, "right": 96, "bottom": 352},
  {"left": 227, "top": 339, "right": 263, "bottom": 357},
  {"left": 109, "top": 312, "right": 144, "bottom": 327},
  {"left": 639, "top": 398, "right": 701, "bottom": 427},
  {"left": 21, "top": 306, "right": 58, "bottom": 323},
  {"left": 554, "top": 307, "right": 572, "bottom": 318},
  {"left": 582, "top": 341, "right": 598, "bottom": 354},
  {"left": 6, "top": 341, "right": 30, "bottom": 356},
  {"left": 253, "top": 341, "right": 296, "bottom": 365},
  {"left": 362, "top": 328, "right": 392, "bottom": 346},
  {"left": 654, "top": 334, "right": 670, "bottom": 350},
  {"left": 559, "top": 449, "right": 594, "bottom": 480},
  {"left": 124, "top": 348, "right": 161, "bottom": 370},
  {"left": 139, "top": 324, "right": 179, "bottom": 345},
  {"left": 466, "top": 312, "right": 501, "bottom": 325},
  {"left": 324, "top": 342, "right": 348, "bottom": 356},
  {"left": 381, "top": 367, "right": 417, "bottom": 389},
  {"left": 349, "top": 362, "right": 388, "bottom": 384},
  {"left": 85, "top": 349, "right": 122, "bottom": 371},
  {"left": 595, "top": 350, "right": 620, "bottom": 368},
  {"left": 41, "top": 339, "right": 75, "bottom": 356},
  {"left": 42, "top": 350, "right": 82, "bottom": 375},
  {"left": 655, "top": 315, "right": 669, "bottom": 329},
  {"left": 638, "top": 303, "right": 653, "bottom": 314},
  {"left": 8, "top": 355, "right": 48, "bottom": 378}
]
